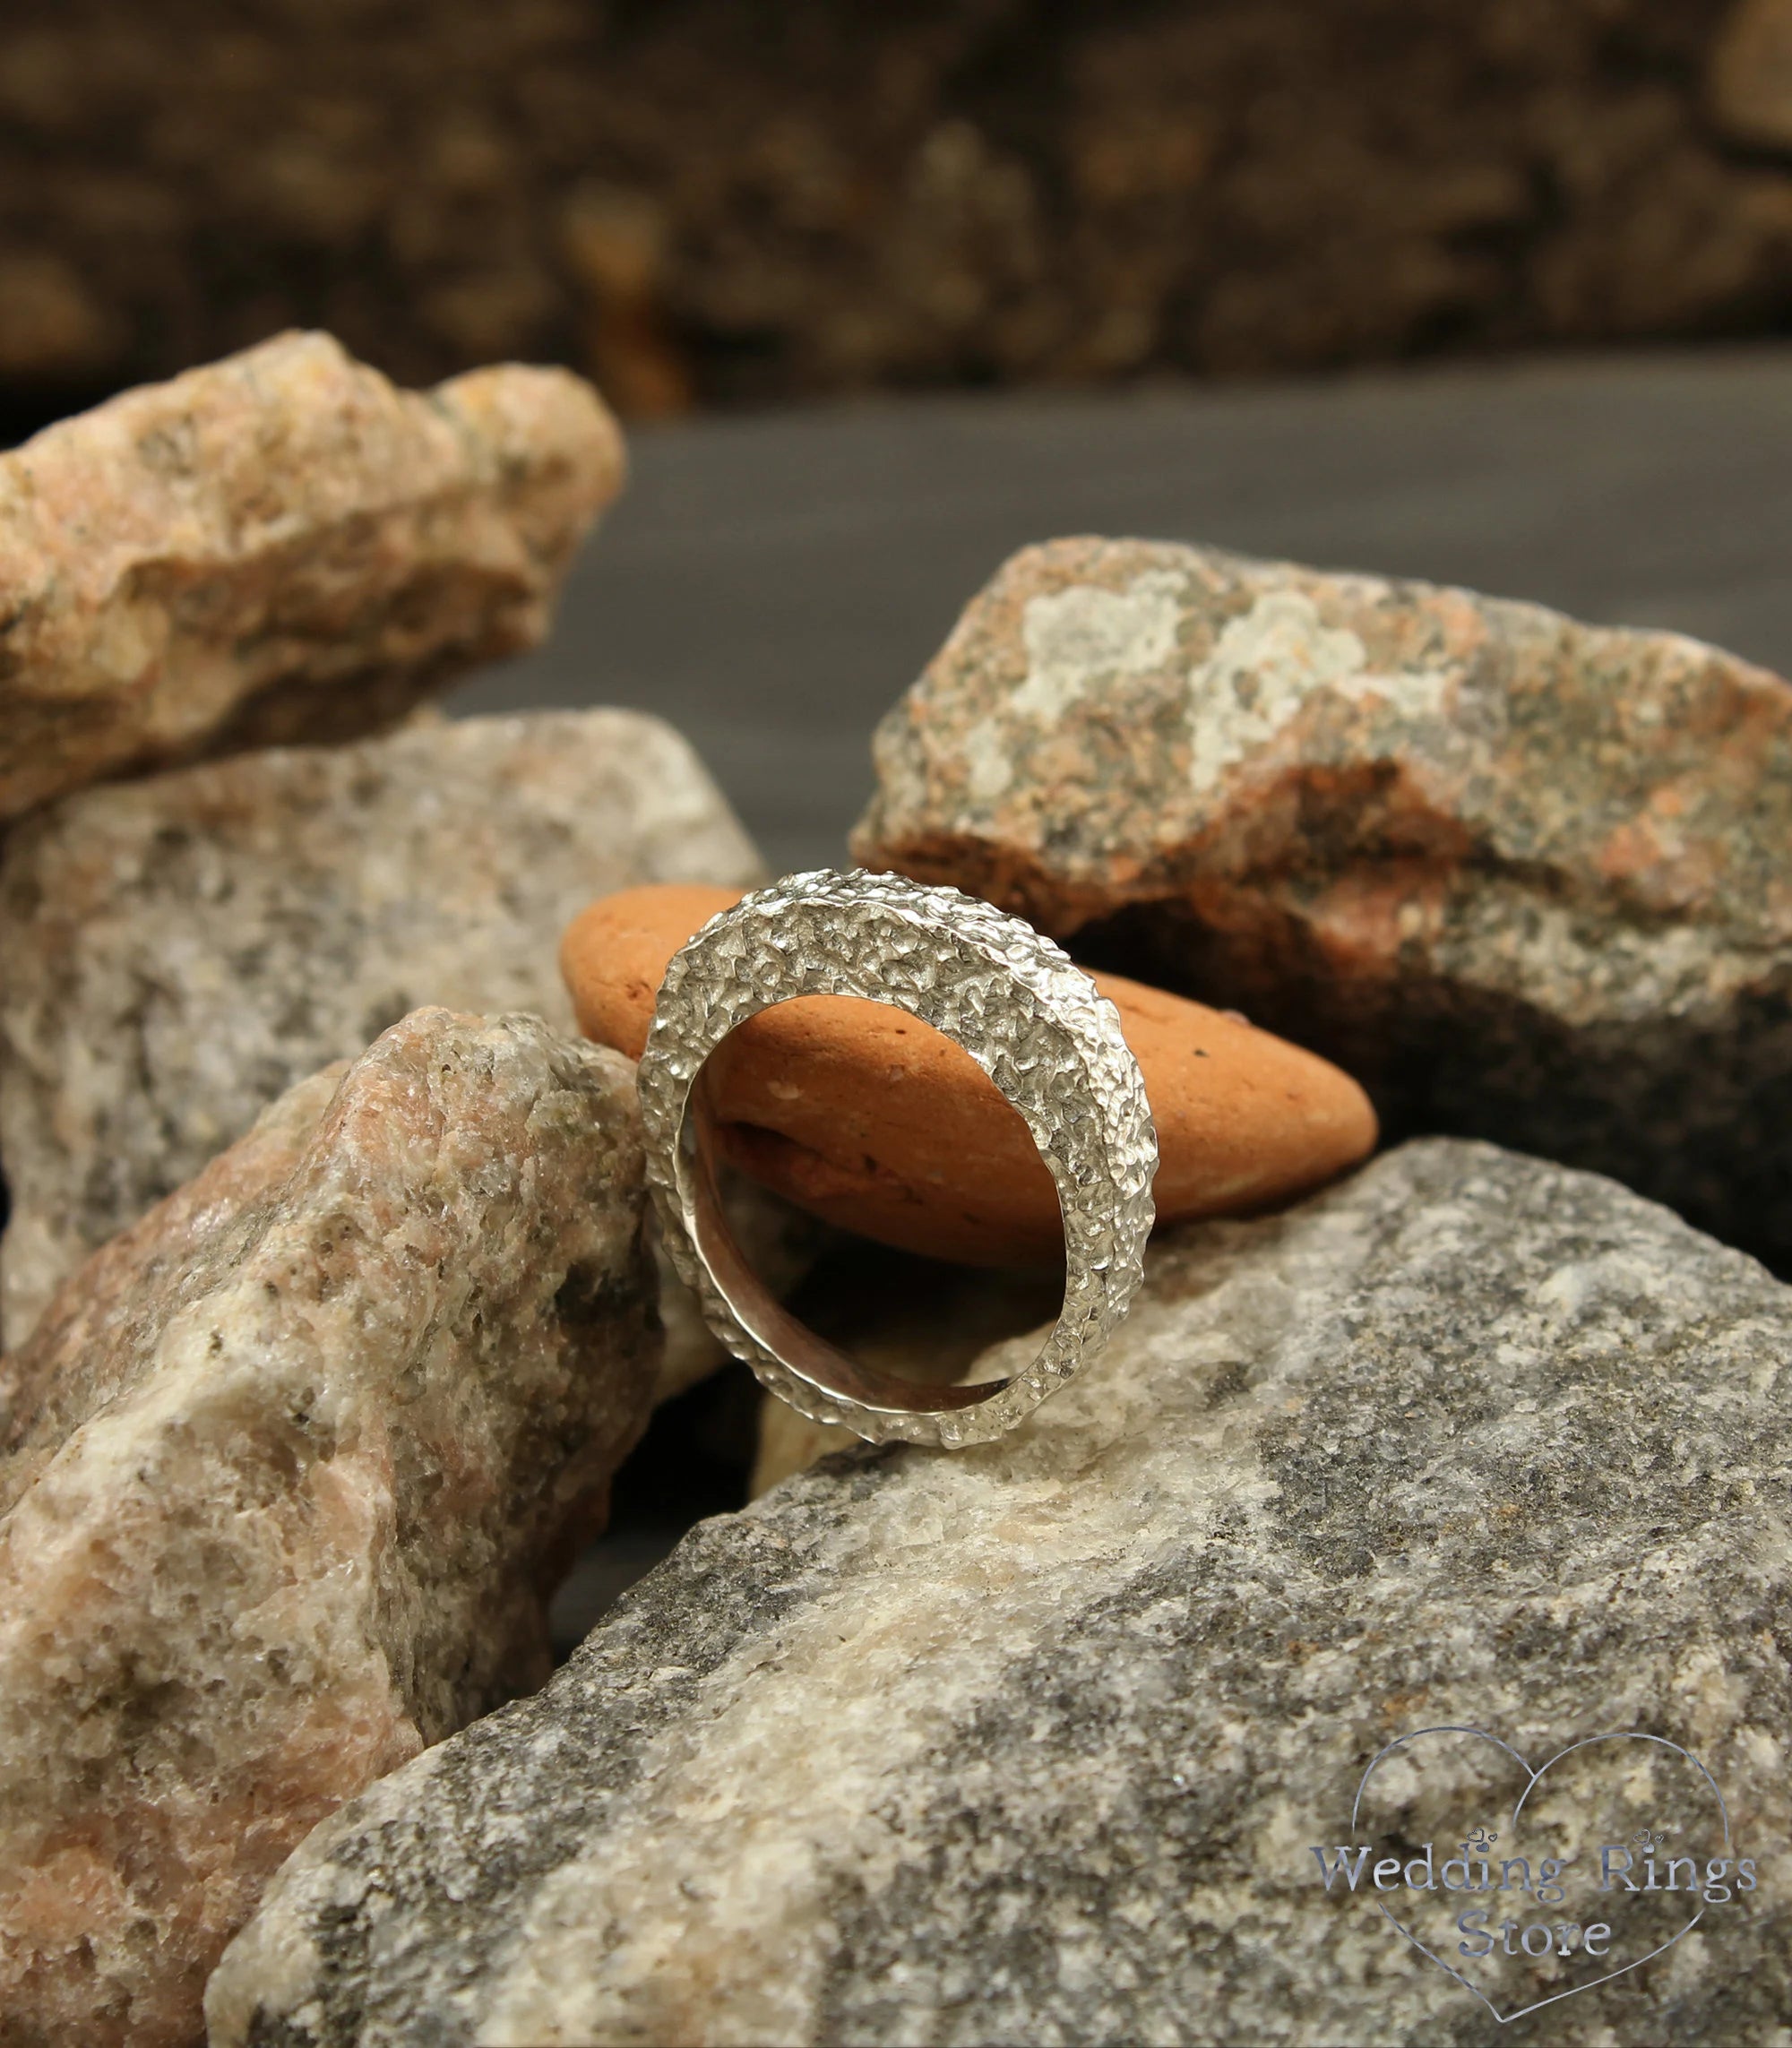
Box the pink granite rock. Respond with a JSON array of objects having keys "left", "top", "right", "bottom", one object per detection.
[
  {"left": 0, "top": 329, "right": 624, "bottom": 822},
  {"left": 854, "top": 537, "right": 1792, "bottom": 1267},
  {"left": 0, "top": 708, "right": 757, "bottom": 1347},
  {"left": 0, "top": 1008, "right": 657, "bottom": 2047}
]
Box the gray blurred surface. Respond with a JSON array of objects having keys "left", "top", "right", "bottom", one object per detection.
[{"left": 448, "top": 347, "right": 1792, "bottom": 874}]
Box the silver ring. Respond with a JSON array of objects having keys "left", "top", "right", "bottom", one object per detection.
[{"left": 636, "top": 869, "right": 1157, "bottom": 1448}]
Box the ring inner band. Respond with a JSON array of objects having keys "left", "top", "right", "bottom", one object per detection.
[
  {"left": 637, "top": 869, "right": 1156, "bottom": 1448},
  {"left": 678, "top": 1026, "right": 1041, "bottom": 1415}
]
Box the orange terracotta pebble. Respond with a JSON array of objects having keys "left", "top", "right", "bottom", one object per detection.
[{"left": 560, "top": 883, "right": 1378, "bottom": 1266}]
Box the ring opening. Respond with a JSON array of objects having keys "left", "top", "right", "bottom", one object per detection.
[{"left": 677, "top": 1001, "right": 1072, "bottom": 1418}]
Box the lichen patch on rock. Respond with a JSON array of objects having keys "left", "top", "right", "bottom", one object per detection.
[{"left": 854, "top": 537, "right": 1792, "bottom": 1268}]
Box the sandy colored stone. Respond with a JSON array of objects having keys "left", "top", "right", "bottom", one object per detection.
[
  {"left": 0, "top": 330, "right": 624, "bottom": 824},
  {"left": 210, "top": 1138, "right": 1792, "bottom": 2046},
  {"left": 561, "top": 882, "right": 1377, "bottom": 1265},
  {"left": 0, "top": 710, "right": 759, "bottom": 1347},
  {"left": 0, "top": 1008, "right": 657, "bottom": 2048},
  {"left": 852, "top": 537, "right": 1792, "bottom": 1268}
]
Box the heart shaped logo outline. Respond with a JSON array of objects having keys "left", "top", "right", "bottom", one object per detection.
[{"left": 1349, "top": 1725, "right": 1733, "bottom": 2026}]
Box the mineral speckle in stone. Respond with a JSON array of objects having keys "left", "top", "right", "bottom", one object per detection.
[
  {"left": 0, "top": 1008, "right": 658, "bottom": 2048},
  {"left": 852, "top": 536, "right": 1792, "bottom": 1267},
  {"left": 0, "top": 329, "right": 624, "bottom": 822},
  {"left": 210, "top": 1138, "right": 1792, "bottom": 2046},
  {"left": 0, "top": 707, "right": 759, "bottom": 1345},
  {"left": 0, "top": 1056, "right": 350, "bottom": 1461}
]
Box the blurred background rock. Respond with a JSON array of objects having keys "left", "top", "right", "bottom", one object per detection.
[{"left": 6, "top": 0, "right": 1792, "bottom": 432}]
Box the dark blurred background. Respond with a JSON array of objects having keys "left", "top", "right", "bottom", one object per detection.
[{"left": 8, "top": 0, "right": 1792, "bottom": 436}]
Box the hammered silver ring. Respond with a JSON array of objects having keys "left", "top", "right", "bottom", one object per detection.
[{"left": 636, "top": 869, "right": 1158, "bottom": 1448}]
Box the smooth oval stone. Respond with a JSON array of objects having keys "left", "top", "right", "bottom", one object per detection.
[{"left": 560, "top": 883, "right": 1378, "bottom": 1266}]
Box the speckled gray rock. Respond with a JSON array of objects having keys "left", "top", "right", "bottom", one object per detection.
[
  {"left": 851, "top": 538, "right": 1792, "bottom": 1269},
  {"left": 0, "top": 708, "right": 760, "bottom": 1345},
  {"left": 0, "top": 330, "right": 624, "bottom": 823},
  {"left": 0, "top": 1009, "right": 659, "bottom": 2048},
  {"left": 210, "top": 1139, "right": 1792, "bottom": 2047}
]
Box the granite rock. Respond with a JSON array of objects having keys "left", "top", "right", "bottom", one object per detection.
[
  {"left": 0, "top": 1008, "right": 659, "bottom": 2048},
  {"left": 0, "top": 1057, "right": 350, "bottom": 1458},
  {"left": 0, "top": 330, "right": 623, "bottom": 824},
  {"left": 853, "top": 538, "right": 1792, "bottom": 1268},
  {"left": 211, "top": 1139, "right": 1792, "bottom": 2046},
  {"left": 0, "top": 708, "right": 759, "bottom": 1346}
]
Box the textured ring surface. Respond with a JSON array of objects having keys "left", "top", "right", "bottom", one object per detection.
[{"left": 637, "top": 869, "right": 1158, "bottom": 1448}]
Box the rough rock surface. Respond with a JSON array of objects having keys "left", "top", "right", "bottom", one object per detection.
[
  {"left": 0, "top": 330, "right": 623, "bottom": 823},
  {"left": 0, "top": 708, "right": 758, "bottom": 1345},
  {"left": 564, "top": 882, "right": 1376, "bottom": 1265},
  {"left": 0, "top": 1058, "right": 349, "bottom": 1456},
  {"left": 853, "top": 537, "right": 1792, "bottom": 1268},
  {"left": 0, "top": 1008, "right": 659, "bottom": 2048},
  {"left": 211, "top": 1139, "right": 1792, "bottom": 2046}
]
